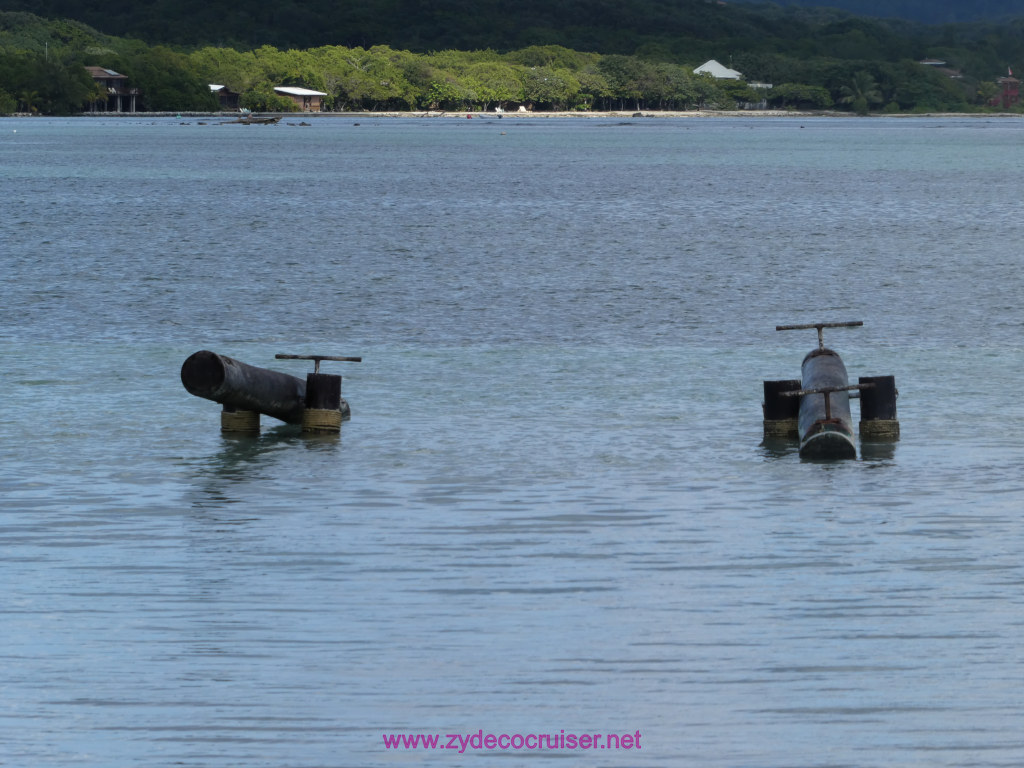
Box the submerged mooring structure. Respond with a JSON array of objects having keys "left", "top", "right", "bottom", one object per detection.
[
  {"left": 762, "top": 322, "right": 899, "bottom": 459},
  {"left": 181, "top": 350, "right": 361, "bottom": 434}
]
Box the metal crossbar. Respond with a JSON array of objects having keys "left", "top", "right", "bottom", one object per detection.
[
  {"left": 275, "top": 354, "right": 363, "bottom": 374},
  {"left": 776, "top": 321, "right": 863, "bottom": 350}
]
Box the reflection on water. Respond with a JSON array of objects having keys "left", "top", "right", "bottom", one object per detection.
[
  {"left": 860, "top": 439, "right": 899, "bottom": 463},
  {"left": 759, "top": 437, "right": 801, "bottom": 459},
  {"left": 190, "top": 424, "right": 346, "bottom": 508},
  {"left": 760, "top": 434, "right": 899, "bottom": 463}
]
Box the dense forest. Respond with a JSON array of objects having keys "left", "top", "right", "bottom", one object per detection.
[
  {"left": 3, "top": 0, "right": 874, "bottom": 53},
  {"left": 4, "top": 0, "right": 1024, "bottom": 50},
  {"left": 1, "top": 0, "right": 1024, "bottom": 115}
]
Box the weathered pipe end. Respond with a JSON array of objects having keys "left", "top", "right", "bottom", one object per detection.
[
  {"left": 181, "top": 350, "right": 227, "bottom": 399},
  {"left": 181, "top": 350, "right": 307, "bottom": 424}
]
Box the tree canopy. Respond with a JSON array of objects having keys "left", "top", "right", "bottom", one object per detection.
[
  {"left": 1, "top": 3, "right": 1023, "bottom": 116},
  {"left": 729, "top": 0, "right": 1024, "bottom": 26}
]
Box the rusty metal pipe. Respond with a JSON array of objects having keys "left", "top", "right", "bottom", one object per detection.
[
  {"left": 181, "top": 350, "right": 306, "bottom": 424},
  {"left": 796, "top": 349, "right": 856, "bottom": 459}
]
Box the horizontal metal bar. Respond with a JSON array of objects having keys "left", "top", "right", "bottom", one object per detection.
[
  {"left": 782, "top": 383, "right": 875, "bottom": 397},
  {"left": 776, "top": 321, "right": 863, "bottom": 331},
  {"left": 275, "top": 354, "right": 363, "bottom": 363}
]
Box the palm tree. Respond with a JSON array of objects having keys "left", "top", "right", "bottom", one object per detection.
[
  {"left": 839, "top": 71, "right": 882, "bottom": 115},
  {"left": 976, "top": 81, "right": 999, "bottom": 108},
  {"left": 86, "top": 80, "right": 108, "bottom": 112},
  {"left": 17, "top": 89, "right": 40, "bottom": 114}
]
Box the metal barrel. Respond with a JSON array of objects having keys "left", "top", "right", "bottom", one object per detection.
[
  {"left": 180, "top": 350, "right": 307, "bottom": 424},
  {"left": 859, "top": 375, "right": 898, "bottom": 421},
  {"left": 301, "top": 371, "right": 345, "bottom": 434},
  {"left": 859, "top": 374, "right": 900, "bottom": 440},
  {"left": 763, "top": 379, "right": 801, "bottom": 439},
  {"left": 763, "top": 379, "right": 802, "bottom": 421}
]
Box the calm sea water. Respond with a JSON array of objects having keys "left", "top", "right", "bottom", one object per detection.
[{"left": 3, "top": 114, "right": 1024, "bottom": 767}]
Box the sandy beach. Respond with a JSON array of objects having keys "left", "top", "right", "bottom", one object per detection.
[
  {"left": 62, "top": 108, "right": 1024, "bottom": 119},
  {"left": 326, "top": 109, "right": 1024, "bottom": 119}
]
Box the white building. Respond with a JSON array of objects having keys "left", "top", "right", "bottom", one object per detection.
[{"left": 694, "top": 59, "right": 743, "bottom": 80}]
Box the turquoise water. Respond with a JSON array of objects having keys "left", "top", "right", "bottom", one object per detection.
[{"left": 2, "top": 115, "right": 1024, "bottom": 767}]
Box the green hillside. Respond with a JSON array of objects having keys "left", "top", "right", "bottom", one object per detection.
[
  {"left": 2, "top": 0, "right": 1024, "bottom": 115},
  {"left": 0, "top": 0, "right": 957, "bottom": 52},
  {"left": 731, "top": 0, "right": 1024, "bottom": 25}
]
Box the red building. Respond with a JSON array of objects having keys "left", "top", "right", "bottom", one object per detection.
[{"left": 992, "top": 68, "right": 1020, "bottom": 109}]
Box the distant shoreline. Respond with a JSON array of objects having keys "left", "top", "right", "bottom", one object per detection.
[
  {"left": 18, "top": 109, "right": 1024, "bottom": 120},
  {"left": 327, "top": 110, "right": 1024, "bottom": 119}
]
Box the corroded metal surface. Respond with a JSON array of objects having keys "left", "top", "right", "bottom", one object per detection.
[
  {"left": 796, "top": 349, "right": 856, "bottom": 459},
  {"left": 181, "top": 350, "right": 307, "bottom": 424}
]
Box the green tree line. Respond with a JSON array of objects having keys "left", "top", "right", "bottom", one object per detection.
[{"left": 0, "top": 10, "right": 1019, "bottom": 115}]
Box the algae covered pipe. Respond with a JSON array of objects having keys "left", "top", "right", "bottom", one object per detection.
[{"left": 181, "top": 350, "right": 307, "bottom": 424}]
